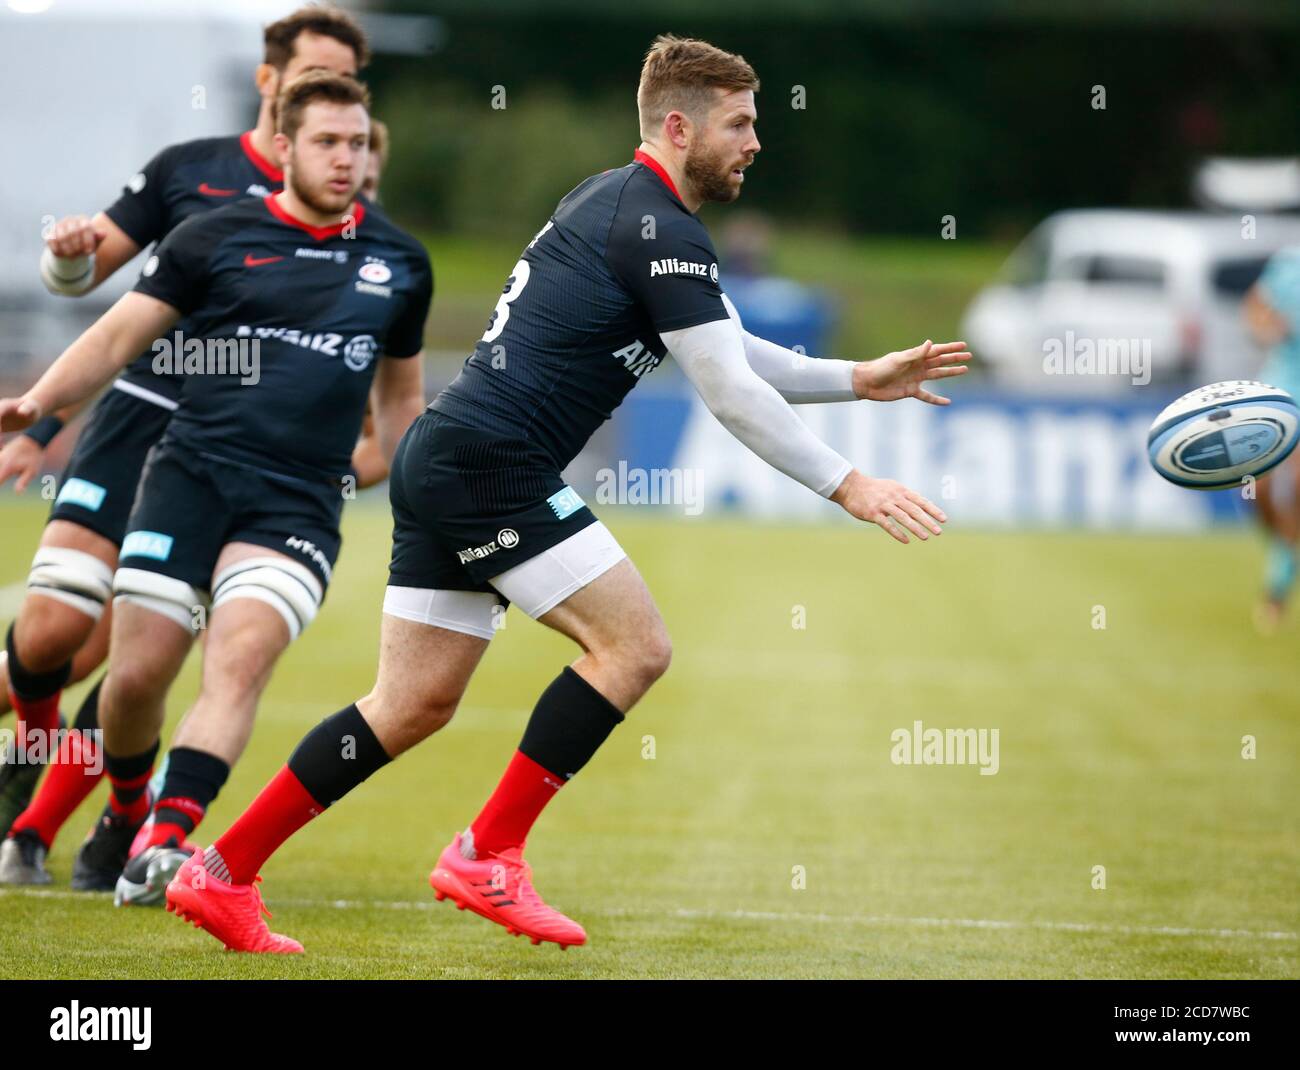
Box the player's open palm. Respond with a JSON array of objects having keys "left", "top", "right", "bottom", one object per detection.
[
  {"left": 830, "top": 469, "right": 946, "bottom": 543},
  {"left": 0, "top": 433, "right": 45, "bottom": 492},
  {"left": 853, "top": 339, "right": 970, "bottom": 405}
]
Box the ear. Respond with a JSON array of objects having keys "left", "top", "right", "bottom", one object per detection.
[
  {"left": 663, "top": 110, "right": 692, "bottom": 151},
  {"left": 272, "top": 131, "right": 292, "bottom": 169},
  {"left": 255, "top": 63, "right": 279, "bottom": 100}
]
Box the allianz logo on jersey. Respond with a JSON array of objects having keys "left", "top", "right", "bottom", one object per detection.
[
  {"left": 612, "top": 339, "right": 663, "bottom": 379},
  {"left": 649, "top": 258, "right": 719, "bottom": 283},
  {"left": 456, "top": 528, "right": 520, "bottom": 565},
  {"left": 296, "top": 247, "right": 349, "bottom": 264},
  {"left": 234, "top": 325, "right": 378, "bottom": 371}
]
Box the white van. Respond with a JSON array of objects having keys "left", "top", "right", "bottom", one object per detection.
[{"left": 961, "top": 210, "right": 1300, "bottom": 394}]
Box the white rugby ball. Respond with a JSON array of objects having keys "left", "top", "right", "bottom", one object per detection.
[{"left": 1147, "top": 380, "right": 1300, "bottom": 490}]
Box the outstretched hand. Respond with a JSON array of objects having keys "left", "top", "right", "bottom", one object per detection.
[
  {"left": 0, "top": 434, "right": 44, "bottom": 492},
  {"left": 0, "top": 396, "right": 41, "bottom": 434},
  {"left": 853, "top": 340, "right": 971, "bottom": 404}
]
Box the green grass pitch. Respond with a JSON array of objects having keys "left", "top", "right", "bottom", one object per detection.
[{"left": 0, "top": 495, "right": 1295, "bottom": 979}]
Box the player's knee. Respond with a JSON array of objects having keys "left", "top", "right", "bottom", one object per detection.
[
  {"left": 102, "top": 660, "right": 168, "bottom": 719},
  {"left": 204, "top": 624, "right": 281, "bottom": 697},
  {"left": 642, "top": 628, "right": 673, "bottom": 683},
  {"left": 617, "top": 625, "right": 672, "bottom": 692},
  {"left": 359, "top": 686, "right": 459, "bottom": 744},
  {"left": 11, "top": 603, "right": 87, "bottom": 674},
  {"left": 418, "top": 697, "right": 459, "bottom": 734}
]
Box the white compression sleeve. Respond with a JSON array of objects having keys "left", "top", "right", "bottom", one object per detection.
[
  {"left": 662, "top": 317, "right": 854, "bottom": 499},
  {"left": 39, "top": 247, "right": 95, "bottom": 296},
  {"left": 721, "top": 293, "right": 857, "bottom": 403}
]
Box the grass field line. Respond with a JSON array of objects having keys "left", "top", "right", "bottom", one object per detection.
[{"left": 3, "top": 887, "right": 1294, "bottom": 942}]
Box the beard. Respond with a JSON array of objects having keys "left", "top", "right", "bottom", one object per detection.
[
  {"left": 288, "top": 168, "right": 357, "bottom": 217},
  {"left": 684, "top": 140, "right": 745, "bottom": 205}
]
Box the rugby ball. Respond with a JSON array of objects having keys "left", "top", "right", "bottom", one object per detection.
[{"left": 1147, "top": 380, "right": 1300, "bottom": 490}]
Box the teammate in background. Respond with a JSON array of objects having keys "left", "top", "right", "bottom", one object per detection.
[
  {"left": 1243, "top": 247, "right": 1300, "bottom": 633},
  {"left": 0, "top": 95, "right": 398, "bottom": 892},
  {"left": 362, "top": 119, "right": 389, "bottom": 203},
  {"left": 161, "top": 35, "right": 967, "bottom": 954},
  {"left": 0, "top": 6, "right": 369, "bottom": 868},
  {"left": 0, "top": 73, "right": 430, "bottom": 898}
]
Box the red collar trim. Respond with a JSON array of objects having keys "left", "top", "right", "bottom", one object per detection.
[
  {"left": 633, "top": 148, "right": 681, "bottom": 200},
  {"left": 240, "top": 131, "right": 284, "bottom": 183},
  {"left": 264, "top": 193, "right": 365, "bottom": 241}
]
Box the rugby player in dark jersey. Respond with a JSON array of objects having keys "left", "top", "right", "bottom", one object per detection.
[
  {"left": 0, "top": 7, "right": 370, "bottom": 882},
  {"left": 0, "top": 73, "right": 430, "bottom": 913},
  {"left": 155, "top": 36, "right": 966, "bottom": 955}
]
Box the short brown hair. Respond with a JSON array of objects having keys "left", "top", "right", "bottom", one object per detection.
[
  {"left": 276, "top": 71, "right": 371, "bottom": 142},
  {"left": 637, "top": 34, "right": 759, "bottom": 140},
  {"left": 369, "top": 118, "right": 390, "bottom": 170},
  {"left": 264, "top": 4, "right": 370, "bottom": 71}
]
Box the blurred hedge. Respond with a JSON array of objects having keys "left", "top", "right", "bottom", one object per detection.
[{"left": 367, "top": 12, "right": 1300, "bottom": 238}]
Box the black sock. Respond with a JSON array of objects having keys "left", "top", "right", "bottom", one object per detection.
[
  {"left": 287, "top": 704, "right": 391, "bottom": 808},
  {"left": 5, "top": 623, "right": 71, "bottom": 701},
  {"left": 104, "top": 741, "right": 159, "bottom": 813},
  {"left": 519, "top": 666, "right": 625, "bottom": 781},
  {"left": 153, "top": 747, "right": 230, "bottom": 836}
]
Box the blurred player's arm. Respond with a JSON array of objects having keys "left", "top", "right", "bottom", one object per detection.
[
  {"left": 350, "top": 405, "right": 386, "bottom": 489},
  {"left": 662, "top": 318, "right": 945, "bottom": 543},
  {"left": 40, "top": 144, "right": 178, "bottom": 296},
  {"left": 0, "top": 293, "right": 179, "bottom": 433},
  {"left": 1243, "top": 283, "right": 1290, "bottom": 348},
  {"left": 355, "top": 247, "right": 434, "bottom": 483},
  {"left": 364, "top": 355, "right": 426, "bottom": 478},
  {"left": 721, "top": 294, "right": 969, "bottom": 404},
  {"left": 41, "top": 213, "right": 142, "bottom": 296}
]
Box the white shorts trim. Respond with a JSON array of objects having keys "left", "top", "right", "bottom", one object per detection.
[
  {"left": 112, "top": 378, "right": 180, "bottom": 411},
  {"left": 488, "top": 520, "right": 627, "bottom": 619},
  {"left": 383, "top": 586, "right": 502, "bottom": 640}
]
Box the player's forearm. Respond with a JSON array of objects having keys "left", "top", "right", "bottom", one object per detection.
[
  {"left": 24, "top": 331, "right": 126, "bottom": 417},
  {"left": 719, "top": 293, "right": 857, "bottom": 403},
  {"left": 23, "top": 294, "right": 174, "bottom": 416},
  {"left": 350, "top": 434, "right": 389, "bottom": 489},
  {"left": 741, "top": 332, "right": 858, "bottom": 403},
  {"left": 373, "top": 395, "right": 424, "bottom": 469},
  {"left": 663, "top": 320, "right": 853, "bottom": 498}
]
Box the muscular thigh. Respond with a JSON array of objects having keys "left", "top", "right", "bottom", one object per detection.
[
  {"left": 40, "top": 519, "right": 119, "bottom": 563},
  {"left": 200, "top": 542, "right": 303, "bottom": 684},
  {"left": 536, "top": 557, "right": 666, "bottom": 655}
]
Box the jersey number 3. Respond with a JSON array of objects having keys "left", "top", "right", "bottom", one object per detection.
[
  {"left": 481, "top": 222, "right": 553, "bottom": 345},
  {"left": 482, "top": 260, "right": 530, "bottom": 344}
]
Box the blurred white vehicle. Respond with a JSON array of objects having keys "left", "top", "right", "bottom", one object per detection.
[{"left": 961, "top": 210, "right": 1300, "bottom": 394}]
